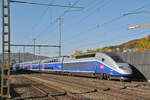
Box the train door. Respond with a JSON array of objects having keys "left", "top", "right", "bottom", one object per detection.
[{"left": 95, "top": 61, "right": 99, "bottom": 73}]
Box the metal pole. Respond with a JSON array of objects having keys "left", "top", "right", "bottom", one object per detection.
[
  {"left": 1, "top": 0, "right": 11, "bottom": 99},
  {"left": 19, "top": 49, "right": 21, "bottom": 65},
  {"left": 23, "top": 46, "right": 25, "bottom": 62},
  {"left": 58, "top": 18, "right": 62, "bottom": 57},
  {"left": 33, "top": 38, "right": 36, "bottom": 60},
  {"left": 38, "top": 47, "right": 40, "bottom": 59},
  {"left": 38, "top": 47, "right": 40, "bottom": 70}
]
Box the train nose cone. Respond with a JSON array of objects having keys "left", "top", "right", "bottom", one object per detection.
[
  {"left": 123, "top": 68, "right": 132, "bottom": 75},
  {"left": 117, "top": 63, "right": 132, "bottom": 75}
]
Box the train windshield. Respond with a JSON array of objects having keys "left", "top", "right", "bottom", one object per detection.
[
  {"left": 105, "top": 52, "right": 125, "bottom": 63},
  {"left": 110, "top": 56, "right": 124, "bottom": 63}
]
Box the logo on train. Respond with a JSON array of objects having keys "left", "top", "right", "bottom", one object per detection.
[{"left": 100, "top": 64, "right": 104, "bottom": 69}]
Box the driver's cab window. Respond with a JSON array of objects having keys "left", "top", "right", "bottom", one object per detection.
[{"left": 102, "top": 58, "right": 105, "bottom": 62}]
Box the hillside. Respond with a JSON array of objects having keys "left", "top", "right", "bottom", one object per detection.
[
  {"left": 73, "top": 35, "right": 150, "bottom": 56},
  {"left": 109, "top": 35, "right": 150, "bottom": 52}
]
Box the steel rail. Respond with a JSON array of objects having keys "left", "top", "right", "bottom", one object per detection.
[
  {"left": 31, "top": 85, "right": 56, "bottom": 100},
  {"left": 27, "top": 75, "right": 135, "bottom": 100},
  {"left": 23, "top": 75, "right": 83, "bottom": 100},
  {"left": 37, "top": 74, "right": 150, "bottom": 100}
]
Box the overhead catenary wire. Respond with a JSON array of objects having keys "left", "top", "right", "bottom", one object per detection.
[
  {"left": 10, "top": 0, "right": 84, "bottom": 9},
  {"left": 26, "top": 0, "right": 56, "bottom": 40},
  {"left": 34, "top": 0, "right": 107, "bottom": 42},
  {"left": 37, "top": 0, "right": 98, "bottom": 41},
  {"left": 65, "top": 15, "right": 123, "bottom": 44},
  {"left": 77, "top": 0, "right": 112, "bottom": 25},
  {"left": 134, "top": 3, "right": 150, "bottom": 11},
  {"left": 65, "top": 22, "right": 136, "bottom": 47},
  {"left": 65, "top": 14, "right": 149, "bottom": 46},
  {"left": 10, "top": 0, "right": 82, "bottom": 56},
  {"left": 34, "top": 0, "right": 82, "bottom": 40},
  {"left": 30, "top": 7, "right": 49, "bottom": 37},
  {"left": 69, "top": 30, "right": 150, "bottom": 51},
  {"left": 123, "top": 2, "right": 150, "bottom": 16},
  {"left": 123, "top": 11, "right": 150, "bottom": 16},
  {"left": 10, "top": 1, "right": 150, "bottom": 56},
  {"left": 69, "top": 14, "right": 150, "bottom": 51},
  {"left": 40, "top": 1, "right": 150, "bottom": 51},
  {"left": 65, "top": 2, "right": 150, "bottom": 44},
  {"left": 11, "top": 0, "right": 82, "bottom": 43},
  {"left": 42, "top": 0, "right": 111, "bottom": 43},
  {"left": 61, "top": 0, "right": 109, "bottom": 31}
]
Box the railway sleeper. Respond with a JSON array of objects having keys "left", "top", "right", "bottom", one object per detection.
[{"left": 23, "top": 75, "right": 83, "bottom": 100}]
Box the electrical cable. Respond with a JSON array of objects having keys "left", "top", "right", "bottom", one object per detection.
[
  {"left": 34, "top": 0, "right": 81, "bottom": 40},
  {"left": 10, "top": 0, "right": 83, "bottom": 9},
  {"left": 65, "top": 2, "right": 150, "bottom": 43}
]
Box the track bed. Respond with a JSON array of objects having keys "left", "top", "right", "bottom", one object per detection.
[{"left": 10, "top": 73, "right": 150, "bottom": 100}]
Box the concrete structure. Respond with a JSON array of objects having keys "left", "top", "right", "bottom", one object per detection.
[{"left": 118, "top": 50, "right": 150, "bottom": 82}]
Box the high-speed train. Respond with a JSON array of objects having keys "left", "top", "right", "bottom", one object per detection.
[{"left": 13, "top": 52, "right": 132, "bottom": 80}]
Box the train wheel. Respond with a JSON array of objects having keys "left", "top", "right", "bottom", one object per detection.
[
  {"left": 99, "top": 74, "right": 103, "bottom": 79},
  {"left": 103, "top": 74, "right": 107, "bottom": 79},
  {"left": 107, "top": 75, "right": 110, "bottom": 80},
  {"left": 101, "top": 73, "right": 104, "bottom": 79},
  {"left": 94, "top": 73, "right": 103, "bottom": 79}
]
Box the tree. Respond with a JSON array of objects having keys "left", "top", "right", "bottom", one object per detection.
[
  {"left": 145, "top": 36, "right": 150, "bottom": 41},
  {"left": 72, "top": 50, "right": 83, "bottom": 56},
  {"left": 96, "top": 48, "right": 102, "bottom": 52},
  {"left": 137, "top": 39, "right": 150, "bottom": 51},
  {"left": 103, "top": 47, "right": 109, "bottom": 52},
  {"left": 85, "top": 49, "right": 96, "bottom": 54}
]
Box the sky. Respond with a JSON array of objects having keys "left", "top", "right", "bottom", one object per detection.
[{"left": 1, "top": 0, "right": 150, "bottom": 57}]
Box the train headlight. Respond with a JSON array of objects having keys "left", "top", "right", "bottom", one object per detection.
[{"left": 119, "top": 66, "right": 124, "bottom": 69}]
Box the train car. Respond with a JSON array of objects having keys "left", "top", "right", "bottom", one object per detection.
[{"left": 13, "top": 52, "right": 132, "bottom": 80}]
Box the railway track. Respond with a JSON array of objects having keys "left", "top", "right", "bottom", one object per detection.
[
  {"left": 27, "top": 75, "right": 133, "bottom": 100},
  {"left": 32, "top": 74, "right": 150, "bottom": 100},
  {"left": 58, "top": 74, "right": 150, "bottom": 92},
  {"left": 11, "top": 75, "right": 83, "bottom": 100},
  {"left": 23, "top": 75, "right": 83, "bottom": 100},
  {"left": 11, "top": 74, "right": 150, "bottom": 100},
  {"left": 30, "top": 84, "right": 56, "bottom": 100},
  {"left": 10, "top": 76, "right": 50, "bottom": 100}
]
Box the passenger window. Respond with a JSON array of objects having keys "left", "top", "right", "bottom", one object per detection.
[{"left": 102, "top": 58, "right": 105, "bottom": 62}]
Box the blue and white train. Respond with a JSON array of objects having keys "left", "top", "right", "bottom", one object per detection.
[{"left": 13, "top": 52, "right": 132, "bottom": 80}]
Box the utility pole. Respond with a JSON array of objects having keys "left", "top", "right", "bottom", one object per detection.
[
  {"left": 58, "top": 18, "right": 62, "bottom": 57},
  {"left": 1, "top": 0, "right": 11, "bottom": 99},
  {"left": 19, "top": 49, "right": 21, "bottom": 65},
  {"left": 0, "top": 1, "right": 83, "bottom": 99},
  {"left": 38, "top": 47, "right": 40, "bottom": 70},
  {"left": 37, "top": 47, "right": 40, "bottom": 60},
  {"left": 33, "top": 38, "right": 36, "bottom": 60},
  {"left": 23, "top": 46, "right": 25, "bottom": 62}
]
